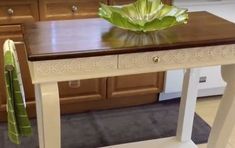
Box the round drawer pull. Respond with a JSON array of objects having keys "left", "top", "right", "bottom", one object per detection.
[
  {"left": 7, "top": 8, "right": 14, "bottom": 16},
  {"left": 71, "top": 5, "right": 78, "bottom": 13},
  {"left": 152, "top": 56, "right": 160, "bottom": 63}
]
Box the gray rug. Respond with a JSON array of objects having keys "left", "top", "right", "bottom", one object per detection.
[{"left": 0, "top": 100, "right": 211, "bottom": 148}]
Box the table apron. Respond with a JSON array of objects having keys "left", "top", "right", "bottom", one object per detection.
[{"left": 29, "top": 44, "right": 235, "bottom": 84}]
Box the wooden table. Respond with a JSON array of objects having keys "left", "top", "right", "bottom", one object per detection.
[{"left": 24, "top": 11, "right": 235, "bottom": 148}]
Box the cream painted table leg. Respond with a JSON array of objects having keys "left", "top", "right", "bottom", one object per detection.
[
  {"left": 207, "top": 64, "right": 235, "bottom": 148},
  {"left": 35, "top": 82, "right": 61, "bottom": 148},
  {"left": 176, "top": 68, "right": 200, "bottom": 142}
]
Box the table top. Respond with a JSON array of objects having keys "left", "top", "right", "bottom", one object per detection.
[{"left": 24, "top": 11, "right": 235, "bottom": 61}]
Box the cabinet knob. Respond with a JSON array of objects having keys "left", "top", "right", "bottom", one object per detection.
[
  {"left": 152, "top": 56, "right": 160, "bottom": 63},
  {"left": 71, "top": 5, "right": 78, "bottom": 13},
  {"left": 7, "top": 8, "right": 14, "bottom": 16}
]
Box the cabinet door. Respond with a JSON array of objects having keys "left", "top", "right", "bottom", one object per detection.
[
  {"left": 58, "top": 78, "right": 107, "bottom": 113},
  {"left": 39, "top": 0, "right": 107, "bottom": 20},
  {"left": 58, "top": 78, "right": 107, "bottom": 103},
  {"left": 109, "top": 0, "right": 173, "bottom": 5},
  {"left": 107, "top": 73, "right": 164, "bottom": 99},
  {"left": 0, "top": 0, "right": 39, "bottom": 25}
]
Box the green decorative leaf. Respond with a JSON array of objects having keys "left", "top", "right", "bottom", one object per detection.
[{"left": 99, "top": 0, "right": 188, "bottom": 32}]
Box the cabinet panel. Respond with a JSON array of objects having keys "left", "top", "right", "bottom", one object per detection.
[
  {"left": 107, "top": 72, "right": 164, "bottom": 99},
  {"left": 40, "top": 0, "right": 107, "bottom": 20},
  {"left": 59, "top": 78, "right": 107, "bottom": 103},
  {"left": 109, "top": 0, "right": 172, "bottom": 5},
  {"left": 0, "top": 25, "right": 22, "bottom": 40},
  {"left": 0, "top": 0, "right": 39, "bottom": 25}
]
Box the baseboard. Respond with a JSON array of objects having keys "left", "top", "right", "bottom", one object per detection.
[{"left": 159, "top": 87, "right": 225, "bottom": 101}]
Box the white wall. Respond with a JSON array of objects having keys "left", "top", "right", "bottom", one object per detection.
[{"left": 160, "top": 0, "right": 235, "bottom": 100}]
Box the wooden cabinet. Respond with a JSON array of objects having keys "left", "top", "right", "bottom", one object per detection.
[
  {"left": 109, "top": 0, "right": 172, "bottom": 5},
  {"left": 0, "top": 0, "right": 170, "bottom": 121},
  {"left": 39, "top": 0, "right": 107, "bottom": 20},
  {"left": 0, "top": 0, "right": 39, "bottom": 25}
]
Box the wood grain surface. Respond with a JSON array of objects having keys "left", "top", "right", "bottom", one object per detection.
[{"left": 23, "top": 11, "right": 235, "bottom": 61}]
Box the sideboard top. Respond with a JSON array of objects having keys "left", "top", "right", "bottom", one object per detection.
[{"left": 24, "top": 11, "right": 235, "bottom": 61}]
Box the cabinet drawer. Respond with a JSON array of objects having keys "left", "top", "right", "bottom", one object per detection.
[
  {"left": 118, "top": 51, "right": 169, "bottom": 70},
  {"left": 40, "top": 0, "right": 107, "bottom": 20},
  {"left": 109, "top": 0, "right": 135, "bottom": 5},
  {"left": 0, "top": 25, "right": 23, "bottom": 40},
  {"left": 32, "top": 55, "right": 118, "bottom": 80},
  {"left": 109, "top": 0, "right": 172, "bottom": 5},
  {"left": 0, "top": 0, "right": 39, "bottom": 25},
  {"left": 118, "top": 48, "right": 194, "bottom": 71}
]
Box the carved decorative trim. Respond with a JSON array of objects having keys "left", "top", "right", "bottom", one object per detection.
[
  {"left": 32, "top": 55, "right": 118, "bottom": 77},
  {"left": 119, "top": 44, "right": 235, "bottom": 69},
  {"left": 30, "top": 44, "right": 235, "bottom": 83}
]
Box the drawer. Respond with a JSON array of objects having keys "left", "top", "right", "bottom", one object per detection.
[
  {"left": 0, "top": 25, "right": 21, "bottom": 33},
  {"left": 118, "top": 50, "right": 185, "bottom": 70},
  {"left": 118, "top": 52, "right": 163, "bottom": 70},
  {"left": 0, "top": 25, "right": 22, "bottom": 37},
  {"left": 32, "top": 55, "right": 118, "bottom": 81},
  {"left": 118, "top": 45, "right": 232, "bottom": 71},
  {"left": 109, "top": 0, "right": 135, "bottom": 5},
  {"left": 109, "top": 0, "right": 172, "bottom": 5},
  {"left": 0, "top": 0, "right": 39, "bottom": 25},
  {"left": 40, "top": 0, "right": 107, "bottom": 20},
  {"left": 0, "top": 25, "right": 23, "bottom": 40}
]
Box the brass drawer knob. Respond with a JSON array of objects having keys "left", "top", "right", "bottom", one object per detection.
[
  {"left": 7, "top": 8, "right": 14, "bottom": 16},
  {"left": 152, "top": 56, "right": 160, "bottom": 63},
  {"left": 71, "top": 5, "right": 78, "bottom": 13}
]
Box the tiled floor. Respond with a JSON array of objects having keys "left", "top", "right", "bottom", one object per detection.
[{"left": 196, "top": 96, "right": 235, "bottom": 148}]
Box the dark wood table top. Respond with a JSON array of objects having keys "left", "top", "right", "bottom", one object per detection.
[{"left": 23, "top": 11, "right": 235, "bottom": 61}]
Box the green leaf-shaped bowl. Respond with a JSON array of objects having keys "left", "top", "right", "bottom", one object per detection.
[{"left": 98, "top": 0, "right": 188, "bottom": 32}]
